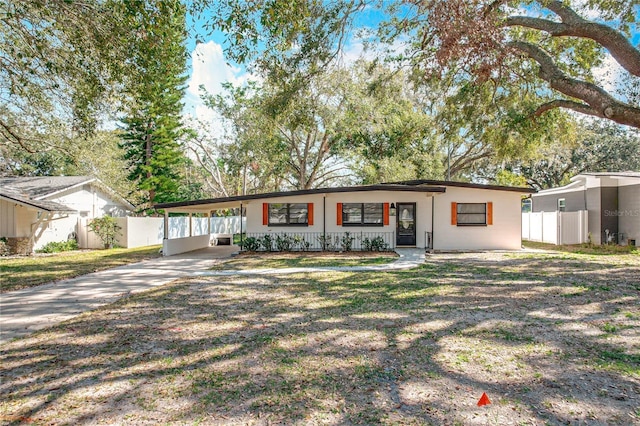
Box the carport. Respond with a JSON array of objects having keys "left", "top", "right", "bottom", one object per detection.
[{"left": 156, "top": 198, "right": 244, "bottom": 256}]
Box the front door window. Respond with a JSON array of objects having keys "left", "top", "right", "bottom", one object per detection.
[{"left": 396, "top": 203, "right": 416, "bottom": 246}]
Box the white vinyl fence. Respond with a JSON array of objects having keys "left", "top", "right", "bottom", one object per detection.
[
  {"left": 77, "top": 216, "right": 245, "bottom": 249},
  {"left": 522, "top": 211, "right": 588, "bottom": 245}
]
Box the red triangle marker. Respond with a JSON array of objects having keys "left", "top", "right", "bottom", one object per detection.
[{"left": 477, "top": 392, "right": 491, "bottom": 406}]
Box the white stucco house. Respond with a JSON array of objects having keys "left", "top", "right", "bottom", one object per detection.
[
  {"left": 0, "top": 176, "right": 134, "bottom": 254},
  {"left": 155, "top": 180, "right": 535, "bottom": 256}
]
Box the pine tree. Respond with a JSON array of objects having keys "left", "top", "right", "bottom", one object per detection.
[{"left": 120, "top": 0, "right": 189, "bottom": 207}]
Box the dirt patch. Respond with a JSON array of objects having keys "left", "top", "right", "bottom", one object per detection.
[{"left": 1, "top": 251, "right": 638, "bottom": 425}]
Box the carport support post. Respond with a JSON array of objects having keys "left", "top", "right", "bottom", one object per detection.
[
  {"left": 163, "top": 211, "right": 169, "bottom": 241},
  {"left": 240, "top": 203, "right": 243, "bottom": 247}
]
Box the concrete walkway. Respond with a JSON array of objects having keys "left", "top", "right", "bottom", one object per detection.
[
  {"left": 0, "top": 245, "right": 238, "bottom": 344},
  {"left": 194, "top": 247, "right": 426, "bottom": 277},
  {"left": 0, "top": 247, "right": 425, "bottom": 345}
]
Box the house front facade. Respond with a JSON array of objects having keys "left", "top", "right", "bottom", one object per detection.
[
  {"left": 0, "top": 176, "right": 134, "bottom": 254},
  {"left": 531, "top": 172, "right": 640, "bottom": 245},
  {"left": 156, "top": 180, "right": 534, "bottom": 255}
]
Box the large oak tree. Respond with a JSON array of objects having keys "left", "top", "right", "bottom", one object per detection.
[{"left": 196, "top": 0, "right": 640, "bottom": 129}]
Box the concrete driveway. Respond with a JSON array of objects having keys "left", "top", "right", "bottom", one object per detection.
[{"left": 0, "top": 245, "right": 238, "bottom": 344}]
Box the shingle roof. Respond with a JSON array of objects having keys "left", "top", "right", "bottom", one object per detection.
[
  {"left": 0, "top": 176, "right": 96, "bottom": 212},
  {"left": 0, "top": 176, "right": 94, "bottom": 199},
  {"left": 0, "top": 185, "right": 76, "bottom": 212}
]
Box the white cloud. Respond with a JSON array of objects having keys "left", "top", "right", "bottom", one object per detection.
[{"left": 183, "top": 41, "right": 253, "bottom": 126}]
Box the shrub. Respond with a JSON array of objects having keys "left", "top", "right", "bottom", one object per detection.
[
  {"left": 240, "top": 237, "right": 260, "bottom": 251},
  {"left": 0, "top": 237, "right": 9, "bottom": 256},
  {"left": 363, "top": 236, "right": 389, "bottom": 252},
  {"left": 36, "top": 240, "right": 79, "bottom": 253},
  {"left": 260, "top": 234, "right": 274, "bottom": 252},
  {"left": 275, "top": 233, "right": 294, "bottom": 251},
  {"left": 87, "top": 216, "right": 121, "bottom": 248},
  {"left": 340, "top": 232, "right": 355, "bottom": 252},
  {"left": 294, "top": 235, "right": 311, "bottom": 251}
]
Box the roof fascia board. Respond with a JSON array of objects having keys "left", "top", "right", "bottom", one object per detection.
[
  {"left": 385, "top": 179, "right": 536, "bottom": 193},
  {"left": 155, "top": 185, "right": 447, "bottom": 210},
  {"left": 0, "top": 194, "right": 74, "bottom": 212}
]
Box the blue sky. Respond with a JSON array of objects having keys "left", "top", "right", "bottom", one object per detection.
[{"left": 182, "top": 5, "right": 388, "bottom": 124}]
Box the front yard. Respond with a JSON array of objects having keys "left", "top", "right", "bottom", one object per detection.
[
  {"left": 1, "top": 250, "right": 638, "bottom": 425},
  {"left": 0, "top": 245, "right": 162, "bottom": 293}
]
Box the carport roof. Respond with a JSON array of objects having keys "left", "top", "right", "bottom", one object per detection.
[{"left": 154, "top": 184, "right": 447, "bottom": 213}]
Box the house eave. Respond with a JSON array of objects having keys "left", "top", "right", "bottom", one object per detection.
[
  {"left": 0, "top": 194, "right": 76, "bottom": 213},
  {"left": 155, "top": 184, "right": 447, "bottom": 212}
]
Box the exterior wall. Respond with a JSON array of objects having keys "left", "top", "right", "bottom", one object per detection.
[
  {"left": 244, "top": 188, "right": 523, "bottom": 250},
  {"left": 600, "top": 186, "right": 618, "bottom": 243},
  {"left": 326, "top": 191, "right": 433, "bottom": 248},
  {"left": 15, "top": 205, "right": 37, "bottom": 238},
  {"left": 32, "top": 216, "right": 79, "bottom": 251},
  {"left": 619, "top": 184, "right": 640, "bottom": 245},
  {"left": 0, "top": 199, "right": 16, "bottom": 237},
  {"left": 245, "top": 191, "right": 434, "bottom": 249},
  {"left": 532, "top": 190, "right": 585, "bottom": 213},
  {"left": 434, "top": 187, "right": 523, "bottom": 250},
  {"left": 46, "top": 184, "right": 129, "bottom": 218},
  {"left": 163, "top": 234, "right": 209, "bottom": 256},
  {"left": 585, "top": 187, "right": 602, "bottom": 244}
]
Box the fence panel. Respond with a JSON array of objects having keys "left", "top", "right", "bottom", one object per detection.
[
  {"left": 522, "top": 211, "right": 587, "bottom": 245},
  {"left": 211, "top": 216, "right": 246, "bottom": 234},
  {"left": 560, "top": 211, "right": 588, "bottom": 245},
  {"left": 542, "top": 212, "right": 558, "bottom": 244}
]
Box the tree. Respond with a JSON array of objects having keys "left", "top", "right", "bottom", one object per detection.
[
  {"left": 0, "top": 0, "right": 133, "bottom": 153},
  {"left": 197, "top": 1, "right": 640, "bottom": 130},
  {"left": 204, "top": 71, "right": 356, "bottom": 191},
  {"left": 119, "top": 0, "right": 191, "bottom": 207},
  {"left": 480, "top": 119, "right": 640, "bottom": 189},
  {"left": 0, "top": 130, "right": 141, "bottom": 204},
  {"left": 388, "top": 0, "right": 640, "bottom": 128}
]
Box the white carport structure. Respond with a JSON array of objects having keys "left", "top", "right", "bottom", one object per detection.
[{"left": 156, "top": 198, "right": 244, "bottom": 256}]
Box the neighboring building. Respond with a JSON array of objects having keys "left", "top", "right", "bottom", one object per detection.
[
  {"left": 0, "top": 176, "right": 134, "bottom": 254},
  {"left": 531, "top": 172, "right": 640, "bottom": 245},
  {"left": 156, "top": 180, "right": 535, "bottom": 255}
]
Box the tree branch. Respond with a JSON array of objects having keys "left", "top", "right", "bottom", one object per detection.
[
  {"left": 532, "top": 99, "right": 600, "bottom": 119},
  {"left": 505, "top": 1, "right": 640, "bottom": 77},
  {"left": 508, "top": 40, "right": 640, "bottom": 128}
]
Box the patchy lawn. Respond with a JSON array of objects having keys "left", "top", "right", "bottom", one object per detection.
[
  {"left": 523, "top": 240, "right": 639, "bottom": 255},
  {"left": 215, "top": 251, "right": 398, "bottom": 270},
  {"left": 0, "top": 245, "right": 162, "bottom": 293},
  {"left": 1, "top": 251, "right": 639, "bottom": 425}
]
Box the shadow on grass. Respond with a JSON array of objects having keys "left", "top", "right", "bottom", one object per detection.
[
  {"left": 0, "top": 246, "right": 162, "bottom": 292},
  {"left": 1, "top": 252, "right": 638, "bottom": 424}
]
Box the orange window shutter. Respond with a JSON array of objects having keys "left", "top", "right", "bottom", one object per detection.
[
  {"left": 262, "top": 203, "right": 268, "bottom": 226},
  {"left": 451, "top": 202, "right": 457, "bottom": 225},
  {"left": 307, "top": 203, "right": 314, "bottom": 226},
  {"left": 487, "top": 202, "right": 493, "bottom": 225},
  {"left": 337, "top": 203, "right": 343, "bottom": 226},
  {"left": 383, "top": 203, "right": 390, "bottom": 226}
]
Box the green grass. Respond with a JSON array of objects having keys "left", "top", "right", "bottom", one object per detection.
[
  {"left": 1, "top": 250, "right": 638, "bottom": 424},
  {"left": 0, "top": 245, "right": 162, "bottom": 292},
  {"left": 213, "top": 252, "right": 398, "bottom": 270},
  {"left": 523, "top": 240, "right": 639, "bottom": 255}
]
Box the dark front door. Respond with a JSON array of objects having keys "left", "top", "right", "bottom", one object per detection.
[{"left": 396, "top": 202, "right": 416, "bottom": 246}]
